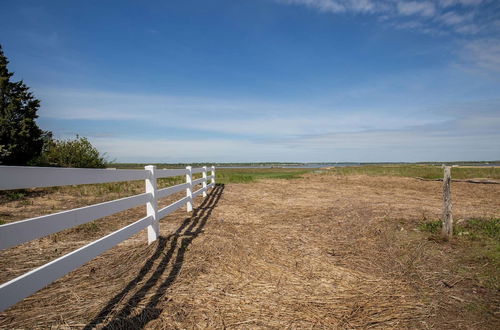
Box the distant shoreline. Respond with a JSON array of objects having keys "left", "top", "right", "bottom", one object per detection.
[{"left": 112, "top": 161, "right": 500, "bottom": 169}]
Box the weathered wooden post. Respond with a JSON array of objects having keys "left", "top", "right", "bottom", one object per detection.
[
  {"left": 186, "top": 166, "right": 193, "bottom": 212},
  {"left": 202, "top": 166, "right": 208, "bottom": 197},
  {"left": 145, "top": 165, "right": 159, "bottom": 244},
  {"left": 442, "top": 165, "right": 453, "bottom": 239}
]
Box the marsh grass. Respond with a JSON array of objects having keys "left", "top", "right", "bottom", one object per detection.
[
  {"left": 418, "top": 218, "right": 499, "bottom": 239},
  {"left": 418, "top": 218, "right": 500, "bottom": 290},
  {"left": 329, "top": 165, "right": 500, "bottom": 180},
  {"left": 215, "top": 168, "right": 312, "bottom": 184}
]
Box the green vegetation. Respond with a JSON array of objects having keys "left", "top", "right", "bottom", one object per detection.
[
  {"left": 110, "top": 164, "right": 313, "bottom": 184},
  {"left": 329, "top": 165, "right": 500, "bottom": 180},
  {"left": 113, "top": 164, "right": 499, "bottom": 180},
  {"left": 36, "top": 136, "right": 108, "bottom": 168},
  {"left": 418, "top": 218, "right": 500, "bottom": 290},
  {"left": 418, "top": 218, "right": 499, "bottom": 239},
  {"left": 215, "top": 168, "right": 312, "bottom": 184},
  {"left": 4, "top": 191, "right": 25, "bottom": 201},
  {"left": 0, "top": 45, "right": 49, "bottom": 165},
  {"left": 0, "top": 45, "right": 107, "bottom": 168}
]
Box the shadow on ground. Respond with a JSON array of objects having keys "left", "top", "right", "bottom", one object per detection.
[{"left": 85, "top": 184, "right": 225, "bottom": 329}]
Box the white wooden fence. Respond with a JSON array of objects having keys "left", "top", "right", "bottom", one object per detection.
[{"left": 0, "top": 165, "right": 216, "bottom": 312}]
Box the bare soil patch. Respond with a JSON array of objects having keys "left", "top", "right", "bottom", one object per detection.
[{"left": 1, "top": 173, "right": 499, "bottom": 329}]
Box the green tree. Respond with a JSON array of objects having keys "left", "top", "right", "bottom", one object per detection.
[
  {"left": 38, "top": 136, "right": 107, "bottom": 168},
  {"left": 0, "top": 45, "right": 48, "bottom": 165}
]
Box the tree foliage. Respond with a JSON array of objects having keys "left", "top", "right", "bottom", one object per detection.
[
  {"left": 0, "top": 45, "right": 47, "bottom": 165},
  {"left": 37, "top": 136, "right": 107, "bottom": 168}
]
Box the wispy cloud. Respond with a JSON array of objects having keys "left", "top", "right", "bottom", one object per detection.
[
  {"left": 90, "top": 115, "right": 500, "bottom": 163},
  {"left": 397, "top": 1, "right": 436, "bottom": 17},
  {"left": 37, "top": 87, "right": 454, "bottom": 138},
  {"left": 274, "top": 0, "right": 490, "bottom": 35},
  {"left": 455, "top": 38, "right": 500, "bottom": 74},
  {"left": 37, "top": 87, "right": 500, "bottom": 162}
]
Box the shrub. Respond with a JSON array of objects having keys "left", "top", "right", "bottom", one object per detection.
[{"left": 37, "top": 136, "right": 107, "bottom": 168}]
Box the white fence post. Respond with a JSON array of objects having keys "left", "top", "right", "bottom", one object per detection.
[
  {"left": 211, "top": 165, "right": 216, "bottom": 185},
  {"left": 202, "top": 166, "right": 208, "bottom": 197},
  {"left": 0, "top": 163, "right": 217, "bottom": 312},
  {"left": 186, "top": 166, "right": 193, "bottom": 212},
  {"left": 145, "top": 165, "right": 159, "bottom": 244}
]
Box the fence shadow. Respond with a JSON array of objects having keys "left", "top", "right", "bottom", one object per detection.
[{"left": 85, "top": 184, "right": 225, "bottom": 329}]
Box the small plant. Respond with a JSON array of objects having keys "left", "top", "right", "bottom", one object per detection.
[
  {"left": 75, "top": 222, "right": 100, "bottom": 233},
  {"left": 17, "top": 199, "right": 32, "bottom": 206},
  {"left": 418, "top": 218, "right": 499, "bottom": 240},
  {"left": 460, "top": 218, "right": 499, "bottom": 240},
  {"left": 418, "top": 220, "right": 441, "bottom": 234},
  {"left": 5, "top": 191, "right": 25, "bottom": 200}
]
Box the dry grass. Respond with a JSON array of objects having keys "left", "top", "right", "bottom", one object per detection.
[{"left": 1, "top": 172, "right": 499, "bottom": 329}]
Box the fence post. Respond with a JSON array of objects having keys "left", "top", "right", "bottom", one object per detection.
[
  {"left": 211, "top": 165, "right": 216, "bottom": 186},
  {"left": 202, "top": 166, "right": 208, "bottom": 197},
  {"left": 442, "top": 165, "right": 453, "bottom": 240},
  {"left": 145, "top": 165, "right": 159, "bottom": 244},
  {"left": 186, "top": 166, "right": 193, "bottom": 212}
]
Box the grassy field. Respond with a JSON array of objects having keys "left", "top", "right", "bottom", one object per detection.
[
  {"left": 1, "top": 165, "right": 497, "bottom": 211},
  {"left": 419, "top": 218, "right": 500, "bottom": 291},
  {"left": 215, "top": 165, "right": 500, "bottom": 183},
  {"left": 1, "top": 165, "right": 499, "bottom": 328},
  {"left": 328, "top": 164, "right": 500, "bottom": 180},
  {"left": 112, "top": 163, "right": 500, "bottom": 183},
  {"left": 3, "top": 165, "right": 497, "bottom": 209},
  {"left": 215, "top": 168, "right": 313, "bottom": 184}
]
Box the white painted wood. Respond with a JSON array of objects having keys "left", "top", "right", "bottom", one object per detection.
[
  {"left": 0, "top": 192, "right": 151, "bottom": 250},
  {"left": 202, "top": 166, "right": 208, "bottom": 197},
  {"left": 192, "top": 186, "right": 207, "bottom": 199},
  {"left": 206, "top": 175, "right": 214, "bottom": 180},
  {"left": 0, "top": 164, "right": 215, "bottom": 311},
  {"left": 0, "top": 166, "right": 147, "bottom": 190},
  {"left": 157, "top": 183, "right": 190, "bottom": 199},
  {"left": 158, "top": 196, "right": 190, "bottom": 219},
  {"left": 211, "top": 166, "right": 216, "bottom": 185},
  {"left": 191, "top": 167, "right": 205, "bottom": 174},
  {"left": 155, "top": 168, "right": 187, "bottom": 178},
  {"left": 0, "top": 215, "right": 153, "bottom": 312},
  {"left": 145, "top": 166, "right": 159, "bottom": 244},
  {"left": 186, "top": 166, "right": 193, "bottom": 212},
  {"left": 192, "top": 177, "right": 206, "bottom": 186}
]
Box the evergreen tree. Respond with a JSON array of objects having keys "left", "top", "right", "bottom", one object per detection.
[{"left": 0, "top": 44, "right": 47, "bottom": 165}]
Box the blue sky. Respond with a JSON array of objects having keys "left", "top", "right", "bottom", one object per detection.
[{"left": 1, "top": 0, "right": 499, "bottom": 163}]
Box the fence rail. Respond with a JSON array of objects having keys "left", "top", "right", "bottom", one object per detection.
[{"left": 0, "top": 164, "right": 216, "bottom": 312}]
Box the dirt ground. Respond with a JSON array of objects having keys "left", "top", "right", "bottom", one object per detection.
[{"left": 1, "top": 172, "right": 499, "bottom": 329}]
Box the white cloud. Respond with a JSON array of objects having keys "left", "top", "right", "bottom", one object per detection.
[
  {"left": 438, "top": 11, "right": 471, "bottom": 25},
  {"left": 37, "top": 88, "right": 453, "bottom": 138},
  {"left": 438, "top": 0, "right": 483, "bottom": 7},
  {"left": 397, "top": 1, "right": 436, "bottom": 17},
  {"left": 274, "top": 0, "right": 488, "bottom": 35},
  {"left": 458, "top": 38, "right": 500, "bottom": 73},
  {"left": 90, "top": 116, "right": 500, "bottom": 162},
  {"left": 92, "top": 137, "right": 292, "bottom": 163},
  {"left": 278, "top": 0, "right": 379, "bottom": 13},
  {"left": 38, "top": 86, "right": 500, "bottom": 162}
]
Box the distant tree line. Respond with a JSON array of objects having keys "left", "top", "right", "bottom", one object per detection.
[{"left": 0, "top": 45, "right": 106, "bottom": 168}]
